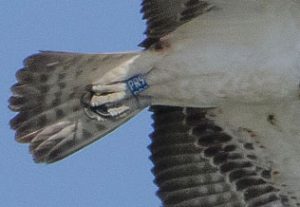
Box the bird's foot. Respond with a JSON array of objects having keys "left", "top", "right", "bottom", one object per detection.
[{"left": 82, "top": 75, "right": 149, "bottom": 119}]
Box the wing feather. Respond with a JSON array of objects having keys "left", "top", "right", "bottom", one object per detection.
[
  {"left": 140, "top": 0, "right": 213, "bottom": 48},
  {"left": 150, "top": 105, "right": 300, "bottom": 206}
]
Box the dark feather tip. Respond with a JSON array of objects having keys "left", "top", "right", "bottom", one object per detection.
[
  {"left": 16, "top": 68, "right": 34, "bottom": 83},
  {"left": 8, "top": 96, "right": 26, "bottom": 111}
]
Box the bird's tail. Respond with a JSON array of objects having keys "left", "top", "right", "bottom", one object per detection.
[{"left": 9, "top": 51, "right": 145, "bottom": 163}]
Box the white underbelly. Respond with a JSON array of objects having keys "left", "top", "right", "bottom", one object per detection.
[{"left": 144, "top": 5, "right": 300, "bottom": 107}]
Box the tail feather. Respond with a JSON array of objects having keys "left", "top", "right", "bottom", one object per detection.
[{"left": 9, "top": 51, "right": 143, "bottom": 163}]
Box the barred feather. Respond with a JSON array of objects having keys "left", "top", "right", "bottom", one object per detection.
[
  {"left": 9, "top": 51, "right": 142, "bottom": 163},
  {"left": 150, "top": 106, "right": 299, "bottom": 207}
]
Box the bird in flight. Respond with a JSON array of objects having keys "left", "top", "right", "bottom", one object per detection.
[{"left": 9, "top": 0, "right": 300, "bottom": 206}]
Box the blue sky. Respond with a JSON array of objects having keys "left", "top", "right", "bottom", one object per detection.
[{"left": 0, "top": 1, "right": 160, "bottom": 206}]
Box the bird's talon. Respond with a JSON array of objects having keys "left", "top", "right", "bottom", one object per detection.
[
  {"left": 85, "top": 84, "right": 93, "bottom": 92},
  {"left": 82, "top": 74, "right": 149, "bottom": 119}
]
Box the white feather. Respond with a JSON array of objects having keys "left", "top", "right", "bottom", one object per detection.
[{"left": 141, "top": 0, "right": 300, "bottom": 107}]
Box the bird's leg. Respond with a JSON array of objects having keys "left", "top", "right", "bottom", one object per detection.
[
  {"left": 90, "top": 74, "right": 149, "bottom": 106},
  {"left": 82, "top": 74, "right": 150, "bottom": 119}
]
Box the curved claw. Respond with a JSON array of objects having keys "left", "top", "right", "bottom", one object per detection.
[
  {"left": 81, "top": 92, "right": 92, "bottom": 107},
  {"left": 83, "top": 103, "right": 130, "bottom": 120},
  {"left": 93, "top": 105, "right": 112, "bottom": 118},
  {"left": 85, "top": 84, "right": 93, "bottom": 92}
]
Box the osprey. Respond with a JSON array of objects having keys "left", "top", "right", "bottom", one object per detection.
[{"left": 9, "top": 0, "right": 300, "bottom": 206}]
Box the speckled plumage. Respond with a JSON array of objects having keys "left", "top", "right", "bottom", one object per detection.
[
  {"left": 9, "top": 0, "right": 300, "bottom": 206},
  {"left": 9, "top": 51, "right": 142, "bottom": 163}
]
